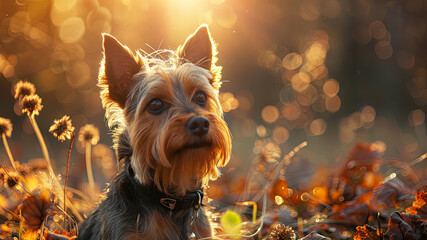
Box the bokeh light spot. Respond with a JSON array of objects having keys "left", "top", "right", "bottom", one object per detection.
[
  {"left": 282, "top": 53, "right": 303, "bottom": 70},
  {"left": 221, "top": 92, "right": 239, "bottom": 112},
  {"left": 375, "top": 41, "right": 393, "bottom": 59},
  {"left": 3, "top": 65, "right": 15, "bottom": 78},
  {"left": 360, "top": 106, "right": 376, "bottom": 123},
  {"left": 281, "top": 102, "right": 302, "bottom": 121},
  {"left": 323, "top": 79, "right": 339, "bottom": 97},
  {"left": 261, "top": 105, "right": 280, "bottom": 124},
  {"left": 291, "top": 72, "right": 311, "bottom": 92},
  {"left": 275, "top": 195, "right": 284, "bottom": 205},
  {"left": 369, "top": 21, "right": 387, "bottom": 40},
  {"left": 256, "top": 125, "right": 267, "bottom": 137},
  {"left": 86, "top": 7, "right": 112, "bottom": 33},
  {"left": 53, "top": 0, "right": 77, "bottom": 12},
  {"left": 305, "top": 43, "right": 326, "bottom": 66},
  {"left": 66, "top": 61, "right": 90, "bottom": 87},
  {"left": 409, "top": 109, "right": 425, "bottom": 126},
  {"left": 216, "top": 5, "right": 237, "bottom": 29},
  {"left": 325, "top": 95, "right": 341, "bottom": 112},
  {"left": 59, "top": 17, "right": 85, "bottom": 43},
  {"left": 272, "top": 127, "right": 289, "bottom": 143},
  {"left": 297, "top": 85, "right": 318, "bottom": 106},
  {"left": 309, "top": 118, "right": 327, "bottom": 135},
  {"left": 258, "top": 50, "right": 278, "bottom": 69}
]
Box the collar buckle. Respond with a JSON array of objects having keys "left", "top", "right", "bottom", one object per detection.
[
  {"left": 160, "top": 198, "right": 177, "bottom": 210},
  {"left": 194, "top": 191, "right": 202, "bottom": 211}
]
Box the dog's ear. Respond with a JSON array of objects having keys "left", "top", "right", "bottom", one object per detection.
[
  {"left": 99, "top": 34, "right": 140, "bottom": 109},
  {"left": 177, "top": 24, "right": 222, "bottom": 89}
]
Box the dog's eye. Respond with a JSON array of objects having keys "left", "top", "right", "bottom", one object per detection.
[
  {"left": 193, "top": 92, "right": 207, "bottom": 106},
  {"left": 147, "top": 99, "right": 166, "bottom": 114}
]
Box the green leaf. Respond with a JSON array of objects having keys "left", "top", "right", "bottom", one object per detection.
[{"left": 220, "top": 210, "right": 242, "bottom": 238}]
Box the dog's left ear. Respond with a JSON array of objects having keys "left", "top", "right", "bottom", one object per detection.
[{"left": 177, "top": 24, "right": 222, "bottom": 89}]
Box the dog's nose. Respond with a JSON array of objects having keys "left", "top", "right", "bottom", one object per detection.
[{"left": 186, "top": 116, "right": 210, "bottom": 136}]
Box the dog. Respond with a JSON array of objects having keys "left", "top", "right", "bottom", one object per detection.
[{"left": 78, "top": 25, "right": 232, "bottom": 239}]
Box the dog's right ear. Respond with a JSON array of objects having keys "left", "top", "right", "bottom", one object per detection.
[{"left": 99, "top": 34, "right": 140, "bottom": 109}]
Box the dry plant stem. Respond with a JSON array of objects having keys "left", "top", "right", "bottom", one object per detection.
[
  {"left": 2, "top": 133, "right": 18, "bottom": 172},
  {"left": 245, "top": 141, "right": 308, "bottom": 202},
  {"left": 29, "top": 116, "right": 54, "bottom": 175},
  {"left": 29, "top": 116, "right": 83, "bottom": 221},
  {"left": 86, "top": 142, "right": 95, "bottom": 198},
  {"left": 64, "top": 132, "right": 75, "bottom": 226}
]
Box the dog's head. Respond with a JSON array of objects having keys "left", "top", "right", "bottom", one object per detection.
[{"left": 98, "top": 25, "right": 231, "bottom": 196}]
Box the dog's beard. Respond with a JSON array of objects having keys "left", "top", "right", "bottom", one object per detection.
[{"left": 130, "top": 113, "right": 231, "bottom": 196}]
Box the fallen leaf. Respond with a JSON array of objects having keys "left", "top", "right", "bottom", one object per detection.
[
  {"left": 406, "top": 189, "right": 427, "bottom": 221},
  {"left": 353, "top": 224, "right": 381, "bottom": 240},
  {"left": 369, "top": 178, "right": 414, "bottom": 211},
  {"left": 18, "top": 189, "right": 52, "bottom": 230},
  {"left": 388, "top": 212, "right": 427, "bottom": 240}
]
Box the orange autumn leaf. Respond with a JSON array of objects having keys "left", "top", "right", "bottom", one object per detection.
[
  {"left": 406, "top": 189, "right": 427, "bottom": 221},
  {"left": 338, "top": 142, "right": 384, "bottom": 184},
  {"left": 353, "top": 224, "right": 381, "bottom": 240},
  {"left": 22, "top": 229, "right": 40, "bottom": 240},
  {"left": 330, "top": 142, "right": 385, "bottom": 203}
]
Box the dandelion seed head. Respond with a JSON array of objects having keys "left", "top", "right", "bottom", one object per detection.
[
  {"left": 267, "top": 224, "right": 296, "bottom": 240},
  {"left": 78, "top": 124, "right": 100, "bottom": 145},
  {"left": 49, "top": 115, "right": 75, "bottom": 142},
  {"left": 21, "top": 94, "right": 43, "bottom": 117},
  {"left": 0, "top": 118, "right": 13, "bottom": 138},
  {"left": 255, "top": 139, "right": 281, "bottom": 163},
  {"left": 14, "top": 80, "right": 36, "bottom": 99},
  {"left": 5, "top": 172, "right": 20, "bottom": 189}
]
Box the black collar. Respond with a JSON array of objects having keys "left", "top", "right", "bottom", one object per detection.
[
  {"left": 158, "top": 189, "right": 204, "bottom": 211},
  {"left": 127, "top": 162, "right": 204, "bottom": 212}
]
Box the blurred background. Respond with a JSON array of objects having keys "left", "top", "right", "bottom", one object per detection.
[{"left": 0, "top": 0, "right": 426, "bottom": 193}]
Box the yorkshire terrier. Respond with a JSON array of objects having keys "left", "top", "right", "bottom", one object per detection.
[{"left": 79, "top": 25, "right": 232, "bottom": 239}]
